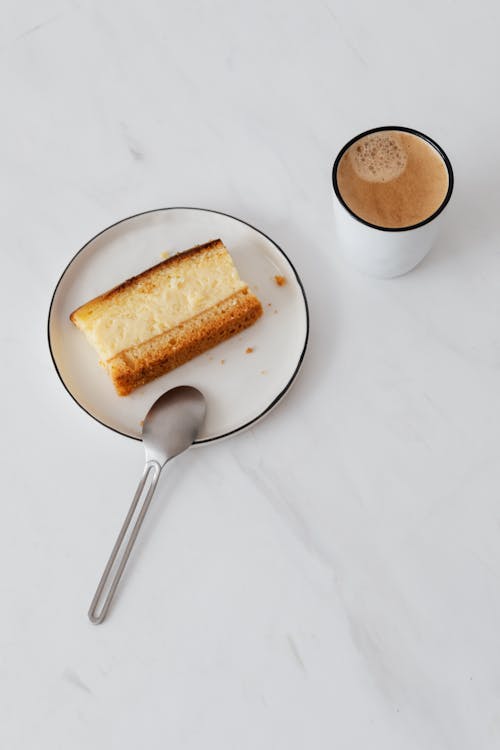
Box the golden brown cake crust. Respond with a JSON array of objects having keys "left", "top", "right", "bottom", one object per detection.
[
  {"left": 107, "top": 288, "right": 262, "bottom": 396},
  {"left": 70, "top": 239, "right": 224, "bottom": 323}
]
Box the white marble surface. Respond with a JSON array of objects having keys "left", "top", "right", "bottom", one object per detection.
[{"left": 2, "top": 0, "right": 500, "bottom": 747}]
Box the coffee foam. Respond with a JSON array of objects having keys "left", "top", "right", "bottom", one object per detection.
[{"left": 349, "top": 132, "right": 407, "bottom": 183}]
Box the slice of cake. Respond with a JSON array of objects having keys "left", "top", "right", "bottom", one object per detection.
[{"left": 70, "top": 239, "right": 263, "bottom": 395}]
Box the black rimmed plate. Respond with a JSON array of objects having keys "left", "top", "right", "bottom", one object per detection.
[{"left": 48, "top": 207, "right": 309, "bottom": 443}]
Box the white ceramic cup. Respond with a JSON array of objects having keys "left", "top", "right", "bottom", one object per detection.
[{"left": 331, "top": 126, "right": 454, "bottom": 278}]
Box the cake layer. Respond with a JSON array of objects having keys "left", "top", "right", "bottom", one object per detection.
[
  {"left": 107, "top": 288, "right": 262, "bottom": 395},
  {"left": 70, "top": 239, "right": 246, "bottom": 361}
]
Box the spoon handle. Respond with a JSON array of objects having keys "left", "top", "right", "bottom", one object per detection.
[{"left": 88, "top": 460, "right": 162, "bottom": 624}]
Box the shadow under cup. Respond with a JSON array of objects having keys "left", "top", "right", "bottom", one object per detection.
[{"left": 331, "top": 126, "right": 454, "bottom": 278}]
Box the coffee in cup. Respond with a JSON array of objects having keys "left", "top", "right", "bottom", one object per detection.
[{"left": 336, "top": 129, "right": 449, "bottom": 229}]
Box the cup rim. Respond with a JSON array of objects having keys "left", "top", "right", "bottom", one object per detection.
[{"left": 331, "top": 125, "right": 454, "bottom": 232}]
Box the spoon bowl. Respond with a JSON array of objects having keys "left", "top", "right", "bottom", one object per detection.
[{"left": 143, "top": 386, "right": 206, "bottom": 466}]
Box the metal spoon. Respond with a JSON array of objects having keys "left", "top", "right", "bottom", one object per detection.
[{"left": 88, "top": 385, "right": 206, "bottom": 624}]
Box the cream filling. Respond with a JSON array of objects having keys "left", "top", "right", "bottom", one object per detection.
[{"left": 81, "top": 250, "right": 246, "bottom": 361}]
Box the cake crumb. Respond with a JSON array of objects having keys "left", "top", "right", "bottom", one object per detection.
[
  {"left": 245, "top": 347, "right": 254, "bottom": 354},
  {"left": 267, "top": 303, "right": 272, "bottom": 307},
  {"left": 260, "top": 370, "right": 268, "bottom": 375},
  {"left": 273, "top": 309, "right": 278, "bottom": 314},
  {"left": 220, "top": 359, "right": 225, "bottom": 365},
  {"left": 160, "top": 251, "right": 170, "bottom": 259},
  {"left": 274, "top": 275, "right": 286, "bottom": 286},
  {"left": 139, "top": 419, "right": 144, "bottom": 427}
]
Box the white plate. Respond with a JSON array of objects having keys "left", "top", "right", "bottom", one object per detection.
[{"left": 48, "top": 208, "right": 309, "bottom": 443}]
